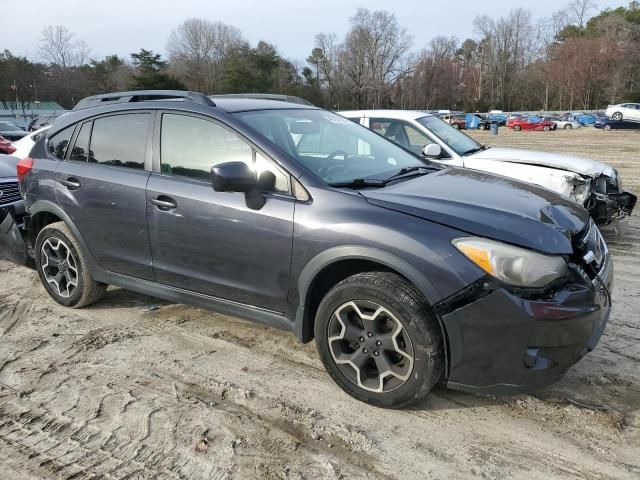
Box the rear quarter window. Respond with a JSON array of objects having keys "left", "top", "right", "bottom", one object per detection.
[{"left": 47, "top": 126, "right": 74, "bottom": 159}]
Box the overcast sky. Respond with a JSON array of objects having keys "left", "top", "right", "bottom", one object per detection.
[{"left": 3, "top": 0, "right": 626, "bottom": 63}]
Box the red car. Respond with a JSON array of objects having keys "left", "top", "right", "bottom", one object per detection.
[
  {"left": 507, "top": 117, "right": 556, "bottom": 131},
  {"left": 0, "top": 136, "right": 16, "bottom": 155}
]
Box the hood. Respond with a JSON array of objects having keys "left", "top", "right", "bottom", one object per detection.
[
  {"left": 0, "top": 154, "right": 19, "bottom": 179},
  {"left": 363, "top": 168, "right": 589, "bottom": 255},
  {"left": 469, "top": 147, "right": 608, "bottom": 177}
]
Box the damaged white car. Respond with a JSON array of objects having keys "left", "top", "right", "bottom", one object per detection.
[{"left": 338, "top": 110, "right": 636, "bottom": 225}]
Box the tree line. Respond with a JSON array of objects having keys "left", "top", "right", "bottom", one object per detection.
[{"left": 2, "top": 1, "right": 640, "bottom": 112}]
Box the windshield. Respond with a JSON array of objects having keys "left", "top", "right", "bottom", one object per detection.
[
  {"left": 235, "top": 109, "right": 428, "bottom": 184},
  {"left": 415, "top": 116, "right": 482, "bottom": 156},
  {"left": 0, "top": 122, "right": 23, "bottom": 132}
]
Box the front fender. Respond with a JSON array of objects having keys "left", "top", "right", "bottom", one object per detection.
[{"left": 294, "top": 245, "right": 444, "bottom": 342}]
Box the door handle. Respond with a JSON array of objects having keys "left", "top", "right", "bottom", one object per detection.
[
  {"left": 150, "top": 196, "right": 177, "bottom": 210},
  {"left": 60, "top": 178, "right": 81, "bottom": 190}
]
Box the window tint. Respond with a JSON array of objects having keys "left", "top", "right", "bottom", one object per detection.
[
  {"left": 47, "top": 126, "right": 74, "bottom": 159},
  {"left": 70, "top": 122, "right": 91, "bottom": 162},
  {"left": 89, "top": 114, "right": 149, "bottom": 169},
  {"left": 160, "top": 114, "right": 289, "bottom": 193}
]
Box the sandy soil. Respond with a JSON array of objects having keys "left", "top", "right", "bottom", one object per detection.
[{"left": 0, "top": 127, "right": 638, "bottom": 479}]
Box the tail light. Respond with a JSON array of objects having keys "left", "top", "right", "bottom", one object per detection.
[{"left": 17, "top": 157, "right": 34, "bottom": 183}]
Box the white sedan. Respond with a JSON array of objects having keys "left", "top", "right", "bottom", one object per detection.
[
  {"left": 605, "top": 103, "right": 640, "bottom": 122},
  {"left": 545, "top": 116, "right": 580, "bottom": 130},
  {"left": 10, "top": 126, "right": 50, "bottom": 159},
  {"left": 338, "top": 109, "right": 636, "bottom": 225}
]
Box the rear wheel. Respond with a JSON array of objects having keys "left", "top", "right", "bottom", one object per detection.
[
  {"left": 315, "top": 272, "right": 444, "bottom": 408},
  {"left": 35, "top": 222, "right": 107, "bottom": 308},
  {"left": 513, "top": 125, "right": 521, "bottom": 131},
  {"left": 564, "top": 124, "right": 572, "bottom": 130},
  {"left": 612, "top": 112, "right": 623, "bottom": 121},
  {"left": 604, "top": 124, "right": 612, "bottom": 131},
  {"left": 543, "top": 125, "right": 550, "bottom": 131}
]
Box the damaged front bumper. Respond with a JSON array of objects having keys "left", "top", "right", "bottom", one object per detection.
[
  {"left": 589, "top": 190, "right": 637, "bottom": 225},
  {"left": 436, "top": 252, "right": 613, "bottom": 396}
]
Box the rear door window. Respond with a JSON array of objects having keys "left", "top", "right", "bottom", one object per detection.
[
  {"left": 89, "top": 114, "right": 149, "bottom": 169},
  {"left": 70, "top": 122, "right": 92, "bottom": 162}
]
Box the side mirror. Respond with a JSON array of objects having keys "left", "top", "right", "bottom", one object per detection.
[
  {"left": 422, "top": 143, "right": 442, "bottom": 158},
  {"left": 211, "top": 162, "right": 256, "bottom": 193}
]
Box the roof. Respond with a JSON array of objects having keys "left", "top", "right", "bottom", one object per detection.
[
  {"left": 210, "top": 93, "right": 313, "bottom": 106},
  {"left": 212, "top": 98, "right": 317, "bottom": 113},
  {"left": 337, "top": 110, "right": 433, "bottom": 120}
]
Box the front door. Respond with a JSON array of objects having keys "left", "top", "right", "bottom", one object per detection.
[
  {"left": 55, "top": 112, "right": 154, "bottom": 280},
  {"left": 146, "top": 112, "right": 294, "bottom": 313}
]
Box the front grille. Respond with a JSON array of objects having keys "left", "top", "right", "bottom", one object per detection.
[{"left": 0, "top": 182, "right": 21, "bottom": 206}]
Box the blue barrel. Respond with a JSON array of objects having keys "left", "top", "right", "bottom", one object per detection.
[{"left": 490, "top": 123, "right": 499, "bottom": 135}]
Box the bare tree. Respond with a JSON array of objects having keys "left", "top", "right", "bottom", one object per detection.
[
  {"left": 167, "top": 18, "right": 245, "bottom": 93},
  {"left": 39, "top": 25, "right": 90, "bottom": 67},
  {"left": 567, "top": 0, "right": 596, "bottom": 29}
]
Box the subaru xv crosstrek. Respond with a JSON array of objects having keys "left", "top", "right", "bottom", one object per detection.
[{"left": 8, "top": 91, "right": 612, "bottom": 408}]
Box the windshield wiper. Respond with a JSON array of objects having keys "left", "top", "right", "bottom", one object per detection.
[
  {"left": 384, "top": 166, "right": 433, "bottom": 183},
  {"left": 462, "top": 145, "right": 489, "bottom": 156},
  {"left": 329, "top": 178, "right": 387, "bottom": 188}
]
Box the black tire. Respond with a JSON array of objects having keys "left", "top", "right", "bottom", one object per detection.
[
  {"left": 513, "top": 125, "right": 521, "bottom": 131},
  {"left": 612, "top": 112, "right": 623, "bottom": 121},
  {"left": 604, "top": 124, "right": 612, "bottom": 131},
  {"left": 564, "top": 124, "right": 572, "bottom": 130},
  {"left": 35, "top": 221, "right": 107, "bottom": 308},
  {"left": 314, "top": 272, "right": 444, "bottom": 408}
]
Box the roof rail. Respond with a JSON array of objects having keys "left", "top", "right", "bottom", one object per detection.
[
  {"left": 209, "top": 93, "right": 313, "bottom": 106},
  {"left": 72, "top": 90, "right": 216, "bottom": 111}
]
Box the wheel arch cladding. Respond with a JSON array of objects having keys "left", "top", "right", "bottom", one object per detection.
[
  {"left": 28, "top": 201, "right": 96, "bottom": 268},
  {"left": 294, "top": 246, "right": 446, "bottom": 343}
]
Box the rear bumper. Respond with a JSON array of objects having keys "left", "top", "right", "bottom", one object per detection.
[
  {"left": 441, "top": 254, "right": 613, "bottom": 395},
  {"left": 0, "top": 203, "right": 32, "bottom": 268}
]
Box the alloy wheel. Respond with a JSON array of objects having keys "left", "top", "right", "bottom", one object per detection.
[
  {"left": 40, "top": 237, "right": 79, "bottom": 298},
  {"left": 612, "top": 112, "right": 622, "bottom": 121},
  {"left": 327, "top": 300, "right": 414, "bottom": 393}
]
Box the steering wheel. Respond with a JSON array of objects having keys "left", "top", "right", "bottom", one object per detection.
[{"left": 318, "top": 150, "right": 350, "bottom": 179}]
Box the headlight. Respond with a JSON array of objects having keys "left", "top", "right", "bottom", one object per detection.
[{"left": 453, "top": 237, "right": 568, "bottom": 288}]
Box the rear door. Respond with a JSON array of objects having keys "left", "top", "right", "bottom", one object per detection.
[{"left": 55, "top": 112, "right": 155, "bottom": 280}]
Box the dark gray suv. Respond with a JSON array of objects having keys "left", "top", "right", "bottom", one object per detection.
[{"left": 9, "top": 91, "right": 612, "bottom": 407}]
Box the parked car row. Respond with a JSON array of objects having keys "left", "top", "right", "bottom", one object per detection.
[{"left": 0, "top": 91, "right": 633, "bottom": 408}]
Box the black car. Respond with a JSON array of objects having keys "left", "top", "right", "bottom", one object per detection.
[
  {"left": 3, "top": 90, "right": 612, "bottom": 408},
  {"left": 594, "top": 116, "right": 640, "bottom": 131},
  {"left": 0, "top": 121, "right": 29, "bottom": 141}
]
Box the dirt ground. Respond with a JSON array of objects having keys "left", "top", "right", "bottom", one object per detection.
[{"left": 0, "top": 127, "right": 639, "bottom": 479}]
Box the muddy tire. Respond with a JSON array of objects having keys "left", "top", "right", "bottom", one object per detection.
[
  {"left": 35, "top": 221, "right": 107, "bottom": 308},
  {"left": 314, "top": 272, "right": 444, "bottom": 408}
]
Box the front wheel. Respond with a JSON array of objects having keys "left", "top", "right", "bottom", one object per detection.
[
  {"left": 611, "top": 112, "right": 623, "bottom": 121},
  {"left": 35, "top": 222, "right": 107, "bottom": 308},
  {"left": 604, "top": 124, "right": 612, "bottom": 131},
  {"left": 513, "top": 125, "right": 521, "bottom": 131},
  {"left": 543, "top": 125, "right": 550, "bottom": 131},
  {"left": 315, "top": 272, "right": 444, "bottom": 408}
]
